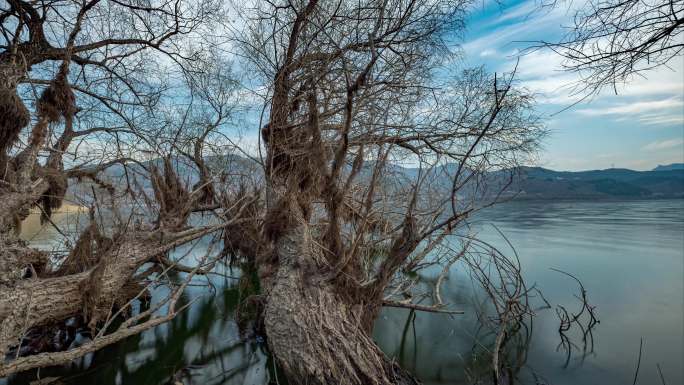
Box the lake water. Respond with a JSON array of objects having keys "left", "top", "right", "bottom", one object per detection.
[
  {"left": 5, "top": 200, "right": 683, "bottom": 385},
  {"left": 376, "top": 199, "right": 684, "bottom": 385}
]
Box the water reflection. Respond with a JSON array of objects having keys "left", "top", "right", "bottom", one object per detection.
[
  {"left": 375, "top": 199, "right": 684, "bottom": 385},
  {"left": 6, "top": 283, "right": 273, "bottom": 385},
  {"left": 4, "top": 199, "right": 683, "bottom": 385}
]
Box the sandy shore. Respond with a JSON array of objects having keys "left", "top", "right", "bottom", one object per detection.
[{"left": 19, "top": 203, "right": 88, "bottom": 241}]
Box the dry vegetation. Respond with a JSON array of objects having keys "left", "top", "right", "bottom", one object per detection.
[{"left": 2, "top": 0, "right": 664, "bottom": 383}]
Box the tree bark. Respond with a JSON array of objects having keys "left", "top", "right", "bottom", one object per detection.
[
  {"left": 0, "top": 224, "right": 225, "bottom": 366},
  {"left": 263, "top": 223, "right": 419, "bottom": 385},
  {"left": 0, "top": 272, "right": 89, "bottom": 358}
]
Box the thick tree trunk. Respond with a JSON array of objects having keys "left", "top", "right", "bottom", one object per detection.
[
  {"left": 0, "top": 272, "right": 90, "bottom": 358},
  {"left": 263, "top": 223, "right": 419, "bottom": 385},
  {"left": 0, "top": 236, "right": 152, "bottom": 358},
  {"left": 0, "top": 226, "right": 213, "bottom": 363}
]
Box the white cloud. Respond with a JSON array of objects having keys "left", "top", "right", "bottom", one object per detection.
[
  {"left": 461, "top": 0, "right": 684, "bottom": 171},
  {"left": 464, "top": 2, "right": 683, "bottom": 110},
  {"left": 479, "top": 49, "right": 498, "bottom": 57},
  {"left": 576, "top": 97, "right": 684, "bottom": 116},
  {"left": 462, "top": 0, "right": 586, "bottom": 59},
  {"left": 515, "top": 50, "right": 565, "bottom": 79},
  {"left": 484, "top": 1, "right": 540, "bottom": 26},
  {"left": 643, "top": 138, "right": 684, "bottom": 151},
  {"left": 608, "top": 56, "right": 684, "bottom": 97},
  {"left": 638, "top": 114, "right": 684, "bottom": 126},
  {"left": 461, "top": 12, "right": 563, "bottom": 58},
  {"left": 617, "top": 77, "right": 683, "bottom": 97}
]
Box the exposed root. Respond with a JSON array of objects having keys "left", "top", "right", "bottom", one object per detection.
[
  {"left": 150, "top": 157, "right": 192, "bottom": 231},
  {"left": 37, "top": 166, "right": 68, "bottom": 224},
  {"left": 0, "top": 88, "right": 30, "bottom": 155},
  {"left": 52, "top": 221, "right": 112, "bottom": 276}
]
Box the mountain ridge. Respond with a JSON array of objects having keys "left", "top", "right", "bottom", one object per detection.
[
  {"left": 501, "top": 166, "right": 684, "bottom": 200},
  {"left": 653, "top": 163, "right": 684, "bottom": 171},
  {"left": 79, "top": 155, "right": 684, "bottom": 201}
]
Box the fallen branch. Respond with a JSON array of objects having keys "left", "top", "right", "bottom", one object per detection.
[{"left": 381, "top": 300, "right": 464, "bottom": 314}]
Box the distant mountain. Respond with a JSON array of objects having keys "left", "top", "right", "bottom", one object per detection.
[
  {"left": 366, "top": 163, "right": 684, "bottom": 200},
  {"left": 653, "top": 163, "right": 684, "bottom": 171},
  {"left": 71, "top": 155, "right": 684, "bottom": 202},
  {"left": 505, "top": 167, "right": 684, "bottom": 200}
]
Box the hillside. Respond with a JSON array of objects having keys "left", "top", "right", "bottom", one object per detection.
[
  {"left": 506, "top": 167, "right": 684, "bottom": 200},
  {"left": 70, "top": 156, "right": 684, "bottom": 202},
  {"left": 653, "top": 163, "right": 684, "bottom": 171}
]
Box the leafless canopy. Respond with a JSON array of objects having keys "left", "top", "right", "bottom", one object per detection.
[
  {"left": 231, "top": 1, "right": 544, "bottom": 383},
  {"left": 1, "top": 0, "right": 547, "bottom": 383},
  {"left": 0, "top": 0, "right": 249, "bottom": 378},
  {"left": 539, "top": 0, "right": 684, "bottom": 95}
]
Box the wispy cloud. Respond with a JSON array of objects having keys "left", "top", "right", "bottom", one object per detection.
[
  {"left": 512, "top": 50, "right": 566, "bottom": 80},
  {"left": 464, "top": 1, "right": 683, "bottom": 108},
  {"left": 461, "top": 8, "right": 567, "bottom": 58},
  {"left": 479, "top": 49, "right": 498, "bottom": 57},
  {"left": 576, "top": 97, "right": 684, "bottom": 116},
  {"left": 461, "top": 0, "right": 684, "bottom": 170},
  {"left": 461, "top": 23, "right": 530, "bottom": 56},
  {"left": 484, "top": 1, "right": 540, "bottom": 26},
  {"left": 614, "top": 56, "right": 684, "bottom": 97},
  {"left": 638, "top": 114, "right": 684, "bottom": 126},
  {"left": 643, "top": 138, "right": 684, "bottom": 151}
]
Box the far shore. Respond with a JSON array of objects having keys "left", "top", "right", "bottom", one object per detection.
[{"left": 20, "top": 203, "right": 88, "bottom": 241}]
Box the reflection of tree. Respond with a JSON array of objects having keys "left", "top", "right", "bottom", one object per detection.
[
  {"left": 461, "top": 314, "right": 535, "bottom": 385},
  {"left": 384, "top": 234, "right": 601, "bottom": 385},
  {"left": 551, "top": 268, "right": 599, "bottom": 369},
  {"left": 397, "top": 310, "right": 418, "bottom": 372},
  {"left": 7, "top": 285, "right": 268, "bottom": 385},
  {"left": 458, "top": 269, "right": 599, "bottom": 385}
]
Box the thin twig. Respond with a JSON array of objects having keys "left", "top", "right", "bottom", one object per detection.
[{"left": 632, "top": 337, "right": 643, "bottom": 385}]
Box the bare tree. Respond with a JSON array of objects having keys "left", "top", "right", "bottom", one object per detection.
[
  {"left": 231, "top": 1, "right": 544, "bottom": 383},
  {"left": 1, "top": 0, "right": 546, "bottom": 383},
  {"left": 0, "top": 0, "right": 252, "bottom": 377},
  {"left": 539, "top": 0, "right": 684, "bottom": 95}
]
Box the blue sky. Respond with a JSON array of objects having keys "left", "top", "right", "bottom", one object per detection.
[{"left": 460, "top": 0, "right": 684, "bottom": 171}]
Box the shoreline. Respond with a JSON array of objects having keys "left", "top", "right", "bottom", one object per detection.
[{"left": 19, "top": 203, "right": 88, "bottom": 241}]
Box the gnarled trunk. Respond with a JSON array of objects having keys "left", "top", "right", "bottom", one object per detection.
[
  {"left": 263, "top": 223, "right": 419, "bottom": 385},
  {"left": 0, "top": 223, "right": 224, "bottom": 371}
]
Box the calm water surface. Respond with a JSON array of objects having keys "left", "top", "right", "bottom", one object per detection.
[
  {"left": 5, "top": 200, "right": 683, "bottom": 385},
  {"left": 376, "top": 199, "right": 684, "bottom": 385}
]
